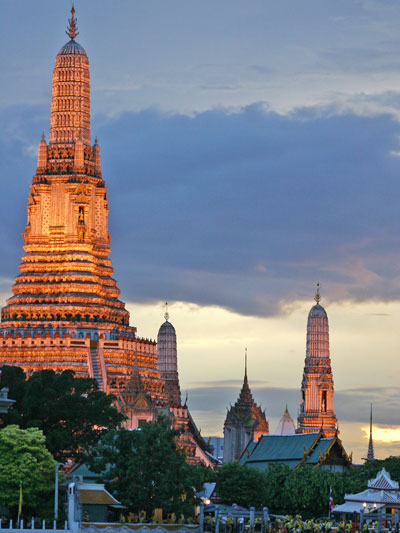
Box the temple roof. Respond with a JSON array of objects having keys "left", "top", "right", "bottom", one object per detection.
[
  {"left": 334, "top": 469, "right": 400, "bottom": 513},
  {"left": 242, "top": 431, "right": 351, "bottom": 471},
  {"left": 225, "top": 363, "right": 268, "bottom": 432},
  {"left": 244, "top": 432, "right": 319, "bottom": 468},
  {"left": 225, "top": 369, "right": 255, "bottom": 425},
  {"left": 368, "top": 468, "right": 399, "bottom": 491}
]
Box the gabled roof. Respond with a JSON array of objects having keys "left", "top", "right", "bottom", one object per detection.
[
  {"left": 243, "top": 431, "right": 351, "bottom": 471},
  {"left": 368, "top": 468, "right": 399, "bottom": 491},
  {"left": 244, "top": 432, "right": 320, "bottom": 469},
  {"left": 336, "top": 469, "right": 400, "bottom": 511},
  {"left": 345, "top": 488, "right": 400, "bottom": 505},
  {"left": 306, "top": 437, "right": 333, "bottom": 464}
]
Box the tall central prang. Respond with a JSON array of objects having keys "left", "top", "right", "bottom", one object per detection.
[{"left": 0, "top": 8, "right": 165, "bottom": 407}]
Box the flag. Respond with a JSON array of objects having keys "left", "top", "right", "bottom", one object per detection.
[{"left": 329, "top": 486, "right": 335, "bottom": 516}]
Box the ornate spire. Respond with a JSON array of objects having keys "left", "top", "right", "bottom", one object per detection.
[
  {"left": 164, "top": 301, "right": 169, "bottom": 322},
  {"left": 297, "top": 286, "right": 337, "bottom": 437},
  {"left": 66, "top": 5, "right": 79, "bottom": 40},
  {"left": 367, "top": 403, "right": 375, "bottom": 461},
  {"left": 50, "top": 5, "right": 90, "bottom": 145},
  {"left": 239, "top": 350, "right": 253, "bottom": 406},
  {"left": 314, "top": 282, "right": 321, "bottom": 304}
]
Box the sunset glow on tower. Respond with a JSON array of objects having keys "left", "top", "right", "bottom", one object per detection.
[{"left": 297, "top": 285, "right": 338, "bottom": 437}]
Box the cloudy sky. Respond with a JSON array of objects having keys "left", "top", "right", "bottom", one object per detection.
[{"left": 1, "top": 0, "right": 400, "bottom": 462}]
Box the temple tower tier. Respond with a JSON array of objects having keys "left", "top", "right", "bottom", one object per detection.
[{"left": 296, "top": 285, "right": 338, "bottom": 437}]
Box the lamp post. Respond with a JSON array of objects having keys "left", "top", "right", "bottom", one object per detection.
[{"left": 54, "top": 463, "right": 64, "bottom": 520}]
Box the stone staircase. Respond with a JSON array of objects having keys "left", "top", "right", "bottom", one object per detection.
[{"left": 89, "top": 345, "right": 103, "bottom": 390}]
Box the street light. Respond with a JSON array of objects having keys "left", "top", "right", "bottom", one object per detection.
[{"left": 54, "top": 463, "right": 64, "bottom": 520}]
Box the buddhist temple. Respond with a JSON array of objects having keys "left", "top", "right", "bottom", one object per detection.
[
  {"left": 0, "top": 7, "right": 212, "bottom": 466},
  {"left": 223, "top": 353, "right": 269, "bottom": 463},
  {"left": 296, "top": 285, "right": 338, "bottom": 437}
]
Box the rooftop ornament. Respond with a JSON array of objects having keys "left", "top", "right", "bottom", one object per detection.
[
  {"left": 66, "top": 5, "right": 79, "bottom": 40},
  {"left": 314, "top": 282, "right": 321, "bottom": 304}
]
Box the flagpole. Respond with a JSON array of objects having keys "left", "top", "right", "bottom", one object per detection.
[{"left": 17, "top": 482, "right": 22, "bottom": 527}]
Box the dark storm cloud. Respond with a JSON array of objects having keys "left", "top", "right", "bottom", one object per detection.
[{"left": 1, "top": 103, "right": 400, "bottom": 316}]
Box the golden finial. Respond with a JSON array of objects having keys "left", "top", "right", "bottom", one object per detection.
[
  {"left": 244, "top": 347, "right": 248, "bottom": 378},
  {"left": 66, "top": 5, "right": 79, "bottom": 40},
  {"left": 164, "top": 301, "right": 169, "bottom": 322},
  {"left": 314, "top": 282, "right": 321, "bottom": 304}
]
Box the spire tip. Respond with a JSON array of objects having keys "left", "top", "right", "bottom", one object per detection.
[
  {"left": 66, "top": 4, "right": 79, "bottom": 40},
  {"left": 164, "top": 301, "right": 169, "bottom": 322},
  {"left": 314, "top": 282, "right": 321, "bottom": 304}
]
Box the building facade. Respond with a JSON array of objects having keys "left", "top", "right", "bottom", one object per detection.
[{"left": 296, "top": 286, "right": 338, "bottom": 437}]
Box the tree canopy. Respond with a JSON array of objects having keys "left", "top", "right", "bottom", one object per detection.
[
  {"left": 0, "top": 425, "right": 56, "bottom": 518},
  {"left": 216, "top": 462, "right": 268, "bottom": 508},
  {"left": 87, "top": 416, "right": 203, "bottom": 518},
  {"left": 216, "top": 457, "right": 400, "bottom": 518},
  {"left": 0, "top": 366, "right": 124, "bottom": 461}
]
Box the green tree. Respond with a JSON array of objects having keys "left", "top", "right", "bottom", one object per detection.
[
  {"left": 216, "top": 463, "right": 268, "bottom": 508},
  {"left": 282, "top": 465, "right": 345, "bottom": 517},
  {"left": 87, "top": 417, "right": 202, "bottom": 518},
  {"left": 344, "top": 456, "right": 400, "bottom": 495},
  {"left": 0, "top": 425, "right": 56, "bottom": 518},
  {"left": 0, "top": 366, "right": 124, "bottom": 461},
  {"left": 263, "top": 463, "right": 293, "bottom": 513}
]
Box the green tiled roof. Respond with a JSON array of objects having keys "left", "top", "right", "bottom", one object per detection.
[
  {"left": 306, "top": 438, "right": 333, "bottom": 464},
  {"left": 247, "top": 460, "right": 299, "bottom": 471},
  {"left": 238, "top": 441, "right": 257, "bottom": 465},
  {"left": 245, "top": 433, "right": 320, "bottom": 465}
]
